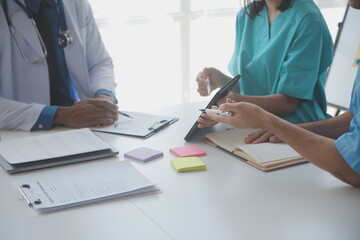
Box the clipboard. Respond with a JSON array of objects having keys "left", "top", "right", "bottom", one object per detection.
[
  {"left": 0, "top": 128, "right": 119, "bottom": 174},
  {"left": 92, "top": 112, "right": 178, "bottom": 138},
  {"left": 16, "top": 161, "right": 158, "bottom": 212},
  {"left": 184, "top": 74, "right": 241, "bottom": 141}
]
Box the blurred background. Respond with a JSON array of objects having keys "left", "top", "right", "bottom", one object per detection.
[{"left": 87, "top": 0, "right": 348, "bottom": 113}]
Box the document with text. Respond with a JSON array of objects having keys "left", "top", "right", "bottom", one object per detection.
[
  {"left": 16, "top": 160, "right": 157, "bottom": 212},
  {"left": 0, "top": 128, "right": 111, "bottom": 164}
]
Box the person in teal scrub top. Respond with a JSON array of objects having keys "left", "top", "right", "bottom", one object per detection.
[
  {"left": 205, "top": 0, "right": 360, "bottom": 188},
  {"left": 196, "top": 0, "right": 333, "bottom": 127}
]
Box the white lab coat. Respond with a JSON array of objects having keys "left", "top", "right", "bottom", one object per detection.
[{"left": 0, "top": 0, "right": 116, "bottom": 131}]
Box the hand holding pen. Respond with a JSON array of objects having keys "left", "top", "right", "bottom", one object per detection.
[
  {"left": 199, "top": 108, "right": 234, "bottom": 116},
  {"left": 54, "top": 98, "right": 120, "bottom": 128},
  {"left": 102, "top": 107, "right": 133, "bottom": 119}
]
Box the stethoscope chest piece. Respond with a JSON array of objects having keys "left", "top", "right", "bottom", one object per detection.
[{"left": 58, "top": 30, "right": 73, "bottom": 47}]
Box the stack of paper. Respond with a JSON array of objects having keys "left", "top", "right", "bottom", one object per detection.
[{"left": 0, "top": 128, "right": 118, "bottom": 173}]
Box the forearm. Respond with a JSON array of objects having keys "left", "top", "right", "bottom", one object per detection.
[
  {"left": 232, "top": 94, "right": 299, "bottom": 116},
  {"left": 262, "top": 113, "right": 360, "bottom": 187},
  {"left": 297, "top": 111, "right": 353, "bottom": 139}
]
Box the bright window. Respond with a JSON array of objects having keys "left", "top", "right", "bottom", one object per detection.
[{"left": 88, "top": 0, "right": 347, "bottom": 111}]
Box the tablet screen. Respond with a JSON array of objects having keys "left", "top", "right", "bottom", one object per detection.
[{"left": 184, "top": 75, "right": 241, "bottom": 141}]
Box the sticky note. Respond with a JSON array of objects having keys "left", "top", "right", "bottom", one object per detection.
[
  {"left": 169, "top": 145, "right": 206, "bottom": 157},
  {"left": 124, "top": 147, "right": 163, "bottom": 162},
  {"left": 170, "top": 157, "right": 206, "bottom": 172}
]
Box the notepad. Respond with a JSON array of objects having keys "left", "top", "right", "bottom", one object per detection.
[
  {"left": 124, "top": 147, "right": 163, "bottom": 162},
  {"left": 169, "top": 145, "right": 206, "bottom": 157},
  {"left": 171, "top": 157, "right": 206, "bottom": 172},
  {"left": 204, "top": 128, "right": 306, "bottom": 171}
]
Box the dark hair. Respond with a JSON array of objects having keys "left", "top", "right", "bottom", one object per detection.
[{"left": 243, "top": 0, "right": 292, "bottom": 18}]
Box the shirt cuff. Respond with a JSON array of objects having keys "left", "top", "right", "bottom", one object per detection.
[
  {"left": 31, "top": 106, "right": 59, "bottom": 131},
  {"left": 94, "top": 89, "right": 118, "bottom": 104}
]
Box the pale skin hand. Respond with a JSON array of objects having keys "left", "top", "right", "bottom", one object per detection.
[
  {"left": 246, "top": 111, "right": 354, "bottom": 144},
  {"left": 196, "top": 67, "right": 232, "bottom": 97},
  {"left": 206, "top": 101, "right": 360, "bottom": 187},
  {"left": 54, "top": 96, "right": 118, "bottom": 128},
  {"left": 197, "top": 93, "right": 301, "bottom": 129}
]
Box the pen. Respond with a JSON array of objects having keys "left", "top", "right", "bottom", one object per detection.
[
  {"left": 199, "top": 108, "right": 234, "bottom": 116},
  {"left": 103, "top": 107, "right": 134, "bottom": 119},
  {"left": 206, "top": 77, "right": 211, "bottom": 95}
]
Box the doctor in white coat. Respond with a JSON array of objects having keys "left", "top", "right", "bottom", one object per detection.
[{"left": 0, "top": 0, "right": 118, "bottom": 131}]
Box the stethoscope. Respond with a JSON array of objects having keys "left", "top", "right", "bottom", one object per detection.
[{"left": 0, "top": 0, "right": 72, "bottom": 64}]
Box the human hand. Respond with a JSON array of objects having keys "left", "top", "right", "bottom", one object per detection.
[
  {"left": 54, "top": 98, "right": 119, "bottom": 128},
  {"left": 96, "top": 93, "right": 115, "bottom": 103},
  {"left": 217, "top": 93, "right": 238, "bottom": 105},
  {"left": 196, "top": 67, "right": 227, "bottom": 96},
  {"left": 205, "top": 98, "right": 270, "bottom": 129},
  {"left": 197, "top": 113, "right": 218, "bottom": 128},
  {"left": 244, "top": 129, "right": 284, "bottom": 144}
]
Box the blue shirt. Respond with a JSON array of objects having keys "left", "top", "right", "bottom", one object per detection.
[
  {"left": 336, "top": 66, "right": 360, "bottom": 174},
  {"left": 228, "top": 0, "right": 333, "bottom": 123}
]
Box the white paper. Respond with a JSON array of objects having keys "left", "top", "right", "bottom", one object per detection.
[
  {"left": 205, "top": 128, "right": 301, "bottom": 164},
  {"left": 16, "top": 161, "right": 156, "bottom": 212},
  {"left": 91, "top": 111, "right": 176, "bottom": 137},
  {"left": 239, "top": 143, "right": 300, "bottom": 163},
  {"left": 0, "top": 128, "right": 111, "bottom": 164}
]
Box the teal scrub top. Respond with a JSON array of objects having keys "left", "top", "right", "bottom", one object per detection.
[
  {"left": 336, "top": 66, "right": 360, "bottom": 174},
  {"left": 228, "top": 0, "right": 333, "bottom": 123}
]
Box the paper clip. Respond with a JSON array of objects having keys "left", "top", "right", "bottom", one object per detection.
[{"left": 18, "top": 184, "right": 42, "bottom": 206}]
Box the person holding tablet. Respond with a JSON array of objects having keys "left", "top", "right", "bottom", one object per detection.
[
  {"left": 196, "top": 0, "right": 333, "bottom": 128},
  {"left": 205, "top": 0, "right": 360, "bottom": 188}
]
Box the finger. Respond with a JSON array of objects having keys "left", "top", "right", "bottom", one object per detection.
[
  {"left": 252, "top": 131, "right": 274, "bottom": 144},
  {"left": 205, "top": 112, "right": 230, "bottom": 124},
  {"left": 197, "top": 71, "right": 207, "bottom": 81},
  {"left": 226, "top": 98, "right": 236, "bottom": 103},
  {"left": 217, "top": 97, "right": 226, "bottom": 105},
  {"left": 84, "top": 98, "right": 119, "bottom": 110},
  {"left": 244, "top": 130, "right": 267, "bottom": 144},
  {"left": 269, "top": 136, "right": 284, "bottom": 143},
  {"left": 197, "top": 115, "right": 217, "bottom": 125},
  {"left": 218, "top": 103, "right": 234, "bottom": 112},
  {"left": 198, "top": 87, "right": 208, "bottom": 96}
]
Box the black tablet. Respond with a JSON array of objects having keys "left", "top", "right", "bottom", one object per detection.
[{"left": 184, "top": 74, "right": 241, "bottom": 141}]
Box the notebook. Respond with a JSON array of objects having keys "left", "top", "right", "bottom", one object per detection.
[{"left": 203, "top": 128, "right": 307, "bottom": 171}]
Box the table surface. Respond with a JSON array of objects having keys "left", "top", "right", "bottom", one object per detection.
[{"left": 1, "top": 102, "right": 360, "bottom": 240}]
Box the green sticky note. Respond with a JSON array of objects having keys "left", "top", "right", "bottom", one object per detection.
[{"left": 170, "top": 157, "right": 206, "bottom": 172}]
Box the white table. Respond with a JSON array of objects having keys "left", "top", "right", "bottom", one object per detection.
[{"left": 1, "top": 102, "right": 360, "bottom": 240}]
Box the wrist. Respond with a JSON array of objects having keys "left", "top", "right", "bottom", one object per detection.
[
  {"left": 260, "top": 110, "right": 278, "bottom": 131},
  {"left": 54, "top": 107, "right": 70, "bottom": 126}
]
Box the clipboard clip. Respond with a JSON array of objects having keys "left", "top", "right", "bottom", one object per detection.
[
  {"left": 18, "top": 184, "right": 42, "bottom": 206},
  {"left": 148, "top": 120, "right": 168, "bottom": 131}
]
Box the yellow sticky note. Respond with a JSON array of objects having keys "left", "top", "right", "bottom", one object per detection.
[{"left": 170, "top": 157, "right": 206, "bottom": 172}]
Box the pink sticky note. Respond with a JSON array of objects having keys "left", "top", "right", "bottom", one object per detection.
[
  {"left": 124, "top": 147, "right": 163, "bottom": 162},
  {"left": 169, "top": 145, "right": 206, "bottom": 157}
]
